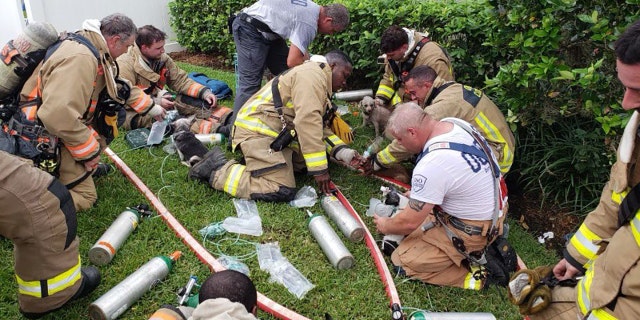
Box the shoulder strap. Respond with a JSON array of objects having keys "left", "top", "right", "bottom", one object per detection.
[
  {"left": 425, "top": 81, "right": 455, "bottom": 106},
  {"left": 403, "top": 36, "right": 430, "bottom": 74},
  {"left": 44, "top": 33, "right": 99, "bottom": 62}
]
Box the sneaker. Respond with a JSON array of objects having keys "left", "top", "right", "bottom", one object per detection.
[
  {"left": 19, "top": 266, "right": 101, "bottom": 319},
  {"left": 188, "top": 146, "right": 228, "bottom": 182},
  {"left": 92, "top": 163, "right": 111, "bottom": 178}
]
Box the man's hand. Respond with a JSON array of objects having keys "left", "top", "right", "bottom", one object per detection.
[
  {"left": 202, "top": 91, "right": 218, "bottom": 108},
  {"left": 148, "top": 104, "right": 167, "bottom": 122},
  {"left": 374, "top": 97, "right": 386, "bottom": 108},
  {"left": 553, "top": 258, "right": 582, "bottom": 280},
  {"left": 373, "top": 215, "right": 389, "bottom": 234},
  {"left": 84, "top": 156, "right": 101, "bottom": 172},
  {"left": 334, "top": 148, "right": 363, "bottom": 167},
  {"left": 314, "top": 172, "right": 332, "bottom": 195},
  {"left": 159, "top": 95, "right": 176, "bottom": 110},
  {"left": 357, "top": 156, "right": 376, "bottom": 175}
]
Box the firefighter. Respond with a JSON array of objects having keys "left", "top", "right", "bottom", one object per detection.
[
  {"left": 116, "top": 25, "right": 223, "bottom": 134},
  {"left": 0, "top": 151, "right": 100, "bottom": 319},
  {"left": 509, "top": 19, "right": 640, "bottom": 319},
  {"left": 188, "top": 50, "right": 361, "bottom": 201},
  {"left": 13, "top": 14, "right": 165, "bottom": 211},
  {"left": 373, "top": 103, "right": 507, "bottom": 290},
  {"left": 364, "top": 65, "right": 515, "bottom": 175},
  {"left": 375, "top": 25, "right": 454, "bottom": 110}
]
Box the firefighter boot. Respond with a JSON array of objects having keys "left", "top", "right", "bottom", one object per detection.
[
  {"left": 188, "top": 146, "right": 228, "bottom": 183},
  {"left": 20, "top": 266, "right": 101, "bottom": 319}
]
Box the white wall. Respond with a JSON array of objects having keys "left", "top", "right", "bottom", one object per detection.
[
  {"left": 2, "top": 0, "right": 184, "bottom": 52},
  {"left": 0, "top": 0, "right": 26, "bottom": 45}
]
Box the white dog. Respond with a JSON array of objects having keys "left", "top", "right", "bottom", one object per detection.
[{"left": 358, "top": 96, "right": 390, "bottom": 137}]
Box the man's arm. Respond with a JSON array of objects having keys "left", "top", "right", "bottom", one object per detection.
[
  {"left": 374, "top": 198, "right": 433, "bottom": 235},
  {"left": 287, "top": 44, "right": 308, "bottom": 68}
]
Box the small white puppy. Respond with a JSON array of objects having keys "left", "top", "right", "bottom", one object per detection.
[{"left": 358, "top": 96, "right": 391, "bottom": 137}]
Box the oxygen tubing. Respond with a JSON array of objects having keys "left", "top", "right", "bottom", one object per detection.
[{"left": 104, "top": 148, "right": 310, "bottom": 320}]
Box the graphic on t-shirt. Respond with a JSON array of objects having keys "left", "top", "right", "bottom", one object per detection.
[{"left": 412, "top": 174, "right": 427, "bottom": 192}]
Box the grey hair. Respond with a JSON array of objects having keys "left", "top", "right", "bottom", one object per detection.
[
  {"left": 325, "top": 4, "right": 350, "bottom": 31},
  {"left": 325, "top": 49, "right": 353, "bottom": 67},
  {"left": 100, "top": 13, "right": 137, "bottom": 41},
  {"left": 386, "top": 102, "right": 427, "bottom": 136}
]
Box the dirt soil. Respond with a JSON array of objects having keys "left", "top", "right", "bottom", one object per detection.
[{"left": 170, "top": 50, "right": 582, "bottom": 258}]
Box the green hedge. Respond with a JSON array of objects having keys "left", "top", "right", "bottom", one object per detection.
[{"left": 169, "top": 0, "right": 640, "bottom": 214}]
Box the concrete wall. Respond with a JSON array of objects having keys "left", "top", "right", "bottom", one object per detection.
[{"left": 1, "top": 0, "right": 184, "bottom": 52}]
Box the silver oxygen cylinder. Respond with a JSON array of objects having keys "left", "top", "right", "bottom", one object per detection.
[
  {"left": 321, "top": 195, "right": 364, "bottom": 242},
  {"left": 89, "top": 206, "right": 145, "bottom": 266},
  {"left": 88, "top": 251, "right": 182, "bottom": 320},
  {"left": 307, "top": 210, "right": 354, "bottom": 269},
  {"left": 332, "top": 89, "right": 374, "bottom": 102},
  {"left": 409, "top": 311, "right": 496, "bottom": 320},
  {"left": 195, "top": 133, "right": 226, "bottom": 145}
]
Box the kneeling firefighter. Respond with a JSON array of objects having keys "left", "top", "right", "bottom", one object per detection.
[{"left": 0, "top": 151, "right": 101, "bottom": 319}]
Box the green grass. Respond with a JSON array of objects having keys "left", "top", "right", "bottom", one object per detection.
[{"left": 0, "top": 63, "right": 559, "bottom": 320}]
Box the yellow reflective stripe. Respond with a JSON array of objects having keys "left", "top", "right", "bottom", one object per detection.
[
  {"left": 377, "top": 146, "right": 397, "bottom": 166},
  {"left": 376, "top": 85, "right": 394, "bottom": 99},
  {"left": 462, "top": 272, "right": 482, "bottom": 290},
  {"left": 223, "top": 164, "right": 246, "bottom": 196},
  {"left": 587, "top": 308, "right": 618, "bottom": 320},
  {"left": 235, "top": 116, "right": 279, "bottom": 137},
  {"left": 325, "top": 135, "right": 343, "bottom": 153},
  {"left": 237, "top": 88, "right": 273, "bottom": 118},
  {"left": 577, "top": 266, "right": 594, "bottom": 315},
  {"left": 391, "top": 94, "right": 402, "bottom": 106},
  {"left": 473, "top": 112, "right": 513, "bottom": 173},
  {"left": 570, "top": 224, "right": 601, "bottom": 262},
  {"left": 631, "top": 214, "right": 640, "bottom": 247},
  {"left": 17, "top": 256, "right": 82, "bottom": 298},
  {"left": 611, "top": 189, "right": 629, "bottom": 205},
  {"left": 304, "top": 151, "right": 327, "bottom": 169}
]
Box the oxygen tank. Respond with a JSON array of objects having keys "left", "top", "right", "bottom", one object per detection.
[
  {"left": 88, "top": 205, "right": 150, "bottom": 266},
  {"left": 332, "top": 89, "right": 374, "bottom": 102},
  {"left": 195, "top": 133, "right": 226, "bottom": 145},
  {"left": 321, "top": 195, "right": 364, "bottom": 242},
  {"left": 88, "top": 251, "right": 182, "bottom": 320},
  {"left": 409, "top": 311, "right": 496, "bottom": 320},
  {"left": 0, "top": 22, "right": 59, "bottom": 99},
  {"left": 307, "top": 210, "right": 354, "bottom": 269}
]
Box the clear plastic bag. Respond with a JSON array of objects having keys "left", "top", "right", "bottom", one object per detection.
[
  {"left": 256, "top": 242, "right": 284, "bottom": 271},
  {"left": 268, "top": 259, "right": 314, "bottom": 299},
  {"left": 218, "top": 255, "right": 250, "bottom": 276},
  {"left": 289, "top": 185, "right": 318, "bottom": 208},
  {"left": 222, "top": 216, "right": 263, "bottom": 237},
  {"left": 233, "top": 199, "right": 259, "bottom": 218}
]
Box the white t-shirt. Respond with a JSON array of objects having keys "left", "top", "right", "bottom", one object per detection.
[
  {"left": 244, "top": 0, "right": 320, "bottom": 54},
  {"left": 410, "top": 122, "right": 495, "bottom": 220}
]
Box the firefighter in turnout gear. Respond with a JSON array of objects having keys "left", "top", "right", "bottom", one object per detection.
[
  {"left": 512, "top": 19, "right": 640, "bottom": 319},
  {"left": 375, "top": 25, "right": 454, "bottom": 110},
  {"left": 117, "top": 25, "right": 220, "bottom": 132},
  {"left": 365, "top": 65, "right": 514, "bottom": 175},
  {"left": 0, "top": 151, "right": 100, "bottom": 319},
  {"left": 10, "top": 14, "right": 165, "bottom": 211},
  {"left": 188, "top": 50, "right": 361, "bottom": 201}
]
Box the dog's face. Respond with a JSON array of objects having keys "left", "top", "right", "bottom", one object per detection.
[
  {"left": 359, "top": 96, "right": 376, "bottom": 115},
  {"left": 171, "top": 116, "right": 194, "bottom": 134}
]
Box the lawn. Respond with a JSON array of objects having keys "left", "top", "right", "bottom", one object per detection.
[{"left": 0, "top": 62, "right": 559, "bottom": 320}]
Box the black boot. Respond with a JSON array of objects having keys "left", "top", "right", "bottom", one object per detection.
[
  {"left": 188, "top": 146, "right": 228, "bottom": 183},
  {"left": 19, "top": 266, "right": 101, "bottom": 319}
]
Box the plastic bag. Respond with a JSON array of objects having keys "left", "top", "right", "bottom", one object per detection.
[{"left": 289, "top": 185, "right": 318, "bottom": 208}]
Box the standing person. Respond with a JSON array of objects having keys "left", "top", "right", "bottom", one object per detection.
[
  {"left": 117, "top": 25, "right": 222, "bottom": 132},
  {"left": 373, "top": 103, "right": 507, "bottom": 290},
  {"left": 148, "top": 270, "right": 258, "bottom": 320},
  {"left": 510, "top": 19, "right": 640, "bottom": 319},
  {"left": 224, "top": 0, "right": 350, "bottom": 135},
  {"left": 365, "top": 65, "right": 514, "bottom": 175},
  {"left": 188, "top": 50, "right": 361, "bottom": 201},
  {"left": 10, "top": 13, "right": 164, "bottom": 211},
  {"left": 375, "top": 25, "right": 454, "bottom": 109},
  {"left": 0, "top": 151, "right": 100, "bottom": 319}
]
